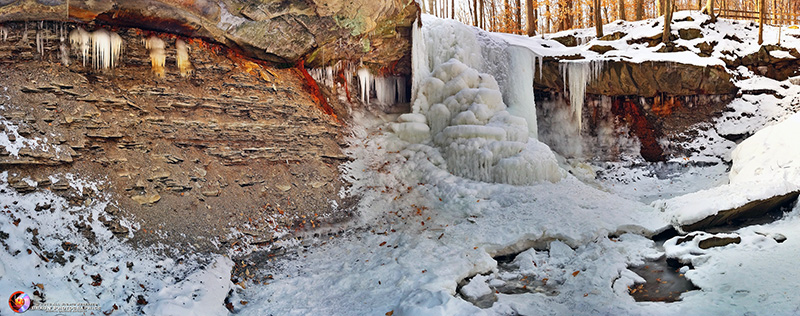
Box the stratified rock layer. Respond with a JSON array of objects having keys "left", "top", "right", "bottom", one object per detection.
[{"left": 0, "top": 0, "right": 419, "bottom": 73}]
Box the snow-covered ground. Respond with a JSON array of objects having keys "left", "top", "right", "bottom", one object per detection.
[{"left": 3, "top": 10, "right": 800, "bottom": 316}]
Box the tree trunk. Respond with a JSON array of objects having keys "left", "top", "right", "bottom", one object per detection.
[
  {"left": 474, "top": 0, "right": 479, "bottom": 26},
  {"left": 452, "top": 0, "right": 456, "bottom": 19},
  {"left": 489, "top": 0, "right": 497, "bottom": 32},
  {"left": 560, "top": 0, "right": 573, "bottom": 31},
  {"left": 515, "top": 0, "right": 522, "bottom": 33},
  {"left": 546, "top": 3, "right": 551, "bottom": 33},
  {"left": 758, "top": 0, "right": 765, "bottom": 44},
  {"left": 658, "top": 0, "right": 665, "bottom": 15},
  {"left": 635, "top": 0, "right": 644, "bottom": 20},
  {"left": 662, "top": 0, "right": 673, "bottom": 42},
  {"left": 702, "top": 0, "right": 717, "bottom": 22},
  {"left": 619, "top": 0, "right": 627, "bottom": 20},
  {"left": 480, "top": 0, "right": 485, "bottom": 29},
  {"left": 526, "top": 0, "right": 536, "bottom": 36},
  {"left": 595, "top": 0, "right": 604, "bottom": 37}
]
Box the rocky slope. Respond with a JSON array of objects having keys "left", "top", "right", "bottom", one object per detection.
[{"left": 0, "top": 21, "right": 357, "bottom": 254}]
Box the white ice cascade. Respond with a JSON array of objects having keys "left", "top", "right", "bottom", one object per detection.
[
  {"left": 394, "top": 16, "right": 563, "bottom": 184},
  {"left": 68, "top": 27, "right": 123, "bottom": 70},
  {"left": 560, "top": 60, "right": 604, "bottom": 133}
]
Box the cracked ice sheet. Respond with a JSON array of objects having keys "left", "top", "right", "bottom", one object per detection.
[{"left": 238, "top": 111, "right": 667, "bottom": 315}]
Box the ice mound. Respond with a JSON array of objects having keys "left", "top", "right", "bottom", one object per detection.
[{"left": 395, "top": 58, "right": 563, "bottom": 184}]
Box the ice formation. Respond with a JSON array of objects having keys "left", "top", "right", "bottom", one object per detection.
[
  {"left": 353, "top": 67, "right": 409, "bottom": 106},
  {"left": 91, "top": 29, "right": 123, "bottom": 70},
  {"left": 0, "top": 26, "right": 7, "bottom": 42},
  {"left": 398, "top": 17, "right": 564, "bottom": 184},
  {"left": 144, "top": 35, "right": 166, "bottom": 77},
  {"left": 69, "top": 27, "right": 90, "bottom": 66},
  {"left": 307, "top": 61, "right": 355, "bottom": 97},
  {"left": 35, "top": 25, "right": 44, "bottom": 56},
  {"left": 560, "top": 60, "right": 604, "bottom": 133},
  {"left": 176, "top": 39, "right": 192, "bottom": 77},
  {"left": 59, "top": 25, "right": 69, "bottom": 66},
  {"left": 356, "top": 68, "right": 371, "bottom": 104}
]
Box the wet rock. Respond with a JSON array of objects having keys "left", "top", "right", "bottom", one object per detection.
[
  {"left": 678, "top": 28, "right": 703, "bottom": 40},
  {"left": 681, "top": 191, "right": 800, "bottom": 232},
  {"left": 589, "top": 45, "right": 615, "bottom": 54},
  {"left": 599, "top": 31, "right": 626, "bottom": 41},
  {"left": 131, "top": 193, "right": 161, "bottom": 206},
  {"left": 698, "top": 236, "right": 741, "bottom": 249},
  {"left": 552, "top": 35, "right": 577, "bottom": 47}
]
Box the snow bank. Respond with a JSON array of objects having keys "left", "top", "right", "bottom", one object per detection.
[{"left": 657, "top": 112, "right": 800, "bottom": 227}]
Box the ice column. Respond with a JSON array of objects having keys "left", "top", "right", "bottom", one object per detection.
[
  {"left": 90, "top": 29, "right": 123, "bottom": 70},
  {"left": 176, "top": 39, "right": 192, "bottom": 77},
  {"left": 357, "top": 68, "right": 371, "bottom": 104},
  {"left": 145, "top": 35, "right": 166, "bottom": 77},
  {"left": 561, "top": 60, "right": 604, "bottom": 134},
  {"left": 69, "top": 27, "right": 90, "bottom": 67},
  {"left": 504, "top": 46, "right": 538, "bottom": 138}
]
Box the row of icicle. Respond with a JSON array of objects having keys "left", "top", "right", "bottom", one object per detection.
[{"left": 0, "top": 22, "right": 191, "bottom": 77}]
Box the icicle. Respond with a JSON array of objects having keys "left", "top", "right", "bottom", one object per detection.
[
  {"left": 36, "top": 28, "right": 43, "bottom": 56},
  {"left": 144, "top": 35, "right": 166, "bottom": 77},
  {"left": 0, "top": 26, "right": 7, "bottom": 42},
  {"left": 59, "top": 24, "right": 69, "bottom": 66},
  {"left": 90, "top": 29, "right": 122, "bottom": 70},
  {"left": 562, "top": 60, "right": 604, "bottom": 135},
  {"left": 21, "top": 22, "right": 28, "bottom": 44},
  {"left": 357, "top": 67, "right": 371, "bottom": 104},
  {"left": 69, "top": 27, "right": 90, "bottom": 67},
  {"left": 176, "top": 39, "right": 192, "bottom": 77},
  {"left": 538, "top": 55, "right": 543, "bottom": 80}
]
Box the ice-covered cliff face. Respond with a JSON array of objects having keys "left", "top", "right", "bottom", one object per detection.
[{"left": 395, "top": 16, "right": 564, "bottom": 185}]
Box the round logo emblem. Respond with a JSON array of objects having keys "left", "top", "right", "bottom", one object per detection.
[{"left": 8, "top": 291, "right": 31, "bottom": 313}]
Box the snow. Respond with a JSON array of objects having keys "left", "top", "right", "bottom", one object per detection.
[
  {"left": 657, "top": 112, "right": 800, "bottom": 228},
  {"left": 460, "top": 274, "right": 493, "bottom": 300},
  {"left": 0, "top": 172, "right": 234, "bottom": 315}
]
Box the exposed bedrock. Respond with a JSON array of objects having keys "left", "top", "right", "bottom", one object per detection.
[
  {"left": 534, "top": 57, "right": 738, "bottom": 162},
  {"left": 0, "top": 0, "right": 419, "bottom": 73},
  {"left": 534, "top": 57, "right": 738, "bottom": 97}
]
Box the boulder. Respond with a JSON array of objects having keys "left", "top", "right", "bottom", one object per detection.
[{"left": 678, "top": 28, "right": 703, "bottom": 40}]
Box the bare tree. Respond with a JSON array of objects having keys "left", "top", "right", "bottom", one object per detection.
[
  {"left": 619, "top": 0, "right": 627, "bottom": 20},
  {"left": 635, "top": 0, "right": 644, "bottom": 20},
  {"left": 480, "top": 0, "right": 486, "bottom": 29},
  {"left": 595, "top": 0, "right": 604, "bottom": 37},
  {"left": 662, "top": 0, "right": 673, "bottom": 43},
  {"left": 474, "top": 0, "right": 480, "bottom": 26},
  {"left": 702, "top": 0, "right": 717, "bottom": 22},
  {"left": 526, "top": 0, "right": 537, "bottom": 36},
  {"left": 516, "top": 0, "right": 522, "bottom": 33},
  {"left": 758, "top": 0, "right": 765, "bottom": 44}
]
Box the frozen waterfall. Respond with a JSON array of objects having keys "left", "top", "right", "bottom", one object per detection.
[{"left": 396, "top": 15, "right": 564, "bottom": 185}]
